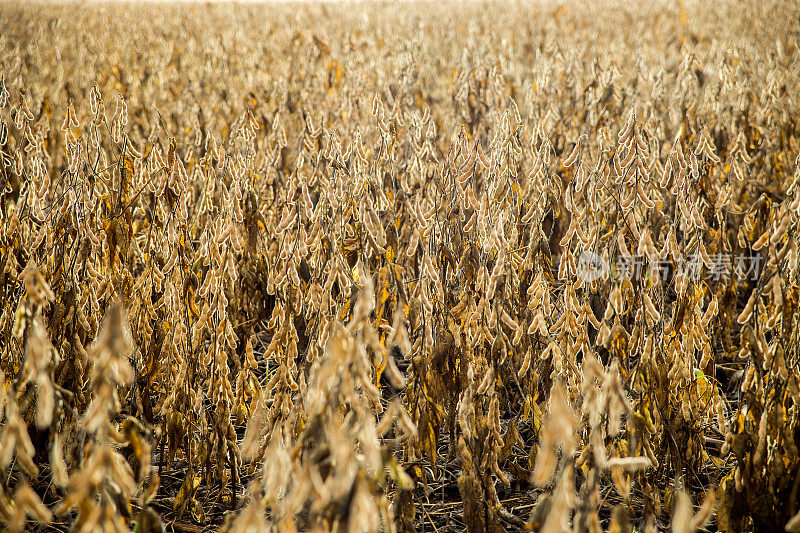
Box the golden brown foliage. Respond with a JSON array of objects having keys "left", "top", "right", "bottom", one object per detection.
[{"left": 0, "top": 1, "right": 799, "bottom": 531}]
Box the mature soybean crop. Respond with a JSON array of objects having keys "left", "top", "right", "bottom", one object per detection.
[{"left": 0, "top": 1, "right": 799, "bottom": 531}]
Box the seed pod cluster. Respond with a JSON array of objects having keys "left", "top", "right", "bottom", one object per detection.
[{"left": 0, "top": 1, "right": 799, "bottom": 532}]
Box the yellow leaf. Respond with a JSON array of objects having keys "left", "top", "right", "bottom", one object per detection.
[{"left": 173, "top": 469, "right": 201, "bottom": 511}]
